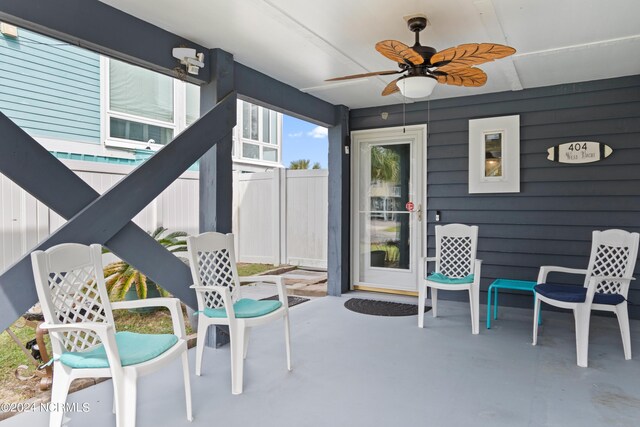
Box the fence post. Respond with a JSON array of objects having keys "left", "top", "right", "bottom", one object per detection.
[
  {"left": 279, "top": 168, "right": 287, "bottom": 266},
  {"left": 272, "top": 168, "right": 282, "bottom": 266}
]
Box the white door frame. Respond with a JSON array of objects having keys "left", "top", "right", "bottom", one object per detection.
[{"left": 350, "top": 124, "right": 427, "bottom": 294}]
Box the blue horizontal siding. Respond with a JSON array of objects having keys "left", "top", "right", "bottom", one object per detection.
[{"left": 0, "top": 29, "right": 100, "bottom": 143}]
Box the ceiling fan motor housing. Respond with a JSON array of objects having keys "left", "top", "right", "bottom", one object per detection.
[{"left": 407, "top": 16, "right": 428, "bottom": 33}]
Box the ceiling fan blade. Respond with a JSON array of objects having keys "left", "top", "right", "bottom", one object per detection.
[
  {"left": 325, "top": 70, "right": 401, "bottom": 82},
  {"left": 381, "top": 78, "right": 401, "bottom": 96},
  {"left": 435, "top": 67, "right": 487, "bottom": 87},
  {"left": 375, "top": 40, "right": 424, "bottom": 65},
  {"left": 431, "top": 43, "right": 516, "bottom": 70}
]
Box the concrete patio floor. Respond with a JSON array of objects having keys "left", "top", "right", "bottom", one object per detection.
[{"left": 4, "top": 293, "right": 640, "bottom": 427}]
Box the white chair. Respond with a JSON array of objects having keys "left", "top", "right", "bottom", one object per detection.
[
  {"left": 187, "top": 232, "right": 291, "bottom": 395},
  {"left": 533, "top": 229, "right": 639, "bottom": 367},
  {"left": 30, "top": 243, "right": 192, "bottom": 427},
  {"left": 418, "top": 224, "right": 482, "bottom": 334}
]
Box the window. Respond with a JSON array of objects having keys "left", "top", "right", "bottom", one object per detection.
[
  {"left": 483, "top": 132, "right": 503, "bottom": 178},
  {"left": 237, "top": 100, "right": 280, "bottom": 164},
  {"left": 103, "top": 57, "right": 200, "bottom": 150},
  {"left": 468, "top": 115, "right": 520, "bottom": 193}
]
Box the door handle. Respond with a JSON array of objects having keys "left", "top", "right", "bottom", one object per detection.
[{"left": 416, "top": 204, "right": 422, "bottom": 222}]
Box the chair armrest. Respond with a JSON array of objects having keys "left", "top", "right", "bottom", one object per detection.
[
  {"left": 537, "top": 266, "right": 588, "bottom": 284},
  {"left": 473, "top": 259, "right": 483, "bottom": 279},
  {"left": 238, "top": 275, "right": 288, "bottom": 308},
  {"left": 40, "top": 321, "right": 113, "bottom": 335},
  {"left": 111, "top": 298, "right": 187, "bottom": 339},
  {"left": 586, "top": 276, "right": 635, "bottom": 302},
  {"left": 189, "top": 285, "right": 235, "bottom": 320},
  {"left": 40, "top": 322, "right": 122, "bottom": 369}
]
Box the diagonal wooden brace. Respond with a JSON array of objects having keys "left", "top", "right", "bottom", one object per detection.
[{"left": 0, "top": 92, "right": 237, "bottom": 332}]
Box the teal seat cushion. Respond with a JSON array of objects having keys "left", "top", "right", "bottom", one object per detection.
[
  {"left": 59, "top": 331, "right": 178, "bottom": 369},
  {"left": 203, "top": 298, "right": 282, "bottom": 318},
  {"left": 427, "top": 273, "right": 474, "bottom": 284}
]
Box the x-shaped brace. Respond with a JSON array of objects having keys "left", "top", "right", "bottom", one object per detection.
[{"left": 0, "top": 92, "right": 236, "bottom": 331}]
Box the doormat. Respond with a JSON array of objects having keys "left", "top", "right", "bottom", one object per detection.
[
  {"left": 344, "top": 298, "right": 431, "bottom": 317},
  {"left": 261, "top": 295, "right": 310, "bottom": 308}
]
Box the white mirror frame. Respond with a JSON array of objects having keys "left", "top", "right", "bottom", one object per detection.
[{"left": 468, "top": 115, "right": 520, "bottom": 194}]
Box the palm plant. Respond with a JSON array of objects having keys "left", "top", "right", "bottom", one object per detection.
[
  {"left": 371, "top": 146, "right": 400, "bottom": 183},
  {"left": 103, "top": 227, "right": 187, "bottom": 301},
  {"left": 289, "top": 159, "right": 310, "bottom": 170}
]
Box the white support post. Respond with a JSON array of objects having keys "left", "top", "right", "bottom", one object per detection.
[{"left": 232, "top": 170, "right": 240, "bottom": 260}]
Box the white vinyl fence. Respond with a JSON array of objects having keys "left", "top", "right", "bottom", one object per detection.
[
  {"left": 0, "top": 161, "right": 327, "bottom": 273},
  {"left": 233, "top": 169, "right": 328, "bottom": 268},
  {"left": 0, "top": 159, "right": 199, "bottom": 273}
]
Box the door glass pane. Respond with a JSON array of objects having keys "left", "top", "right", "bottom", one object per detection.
[
  {"left": 369, "top": 213, "right": 410, "bottom": 269},
  {"left": 362, "top": 143, "right": 412, "bottom": 270}
]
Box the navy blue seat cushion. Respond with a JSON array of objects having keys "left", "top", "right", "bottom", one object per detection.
[{"left": 534, "top": 283, "right": 625, "bottom": 305}]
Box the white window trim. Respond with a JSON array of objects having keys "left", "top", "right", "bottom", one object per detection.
[
  {"left": 100, "top": 56, "right": 189, "bottom": 152},
  {"left": 468, "top": 115, "right": 520, "bottom": 194},
  {"left": 236, "top": 100, "right": 282, "bottom": 165}
]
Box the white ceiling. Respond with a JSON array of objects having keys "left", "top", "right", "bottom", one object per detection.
[{"left": 100, "top": 0, "right": 640, "bottom": 109}]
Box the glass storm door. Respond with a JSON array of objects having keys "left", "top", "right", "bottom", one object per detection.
[{"left": 352, "top": 126, "right": 425, "bottom": 293}]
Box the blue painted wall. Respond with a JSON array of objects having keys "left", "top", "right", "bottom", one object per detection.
[{"left": 0, "top": 28, "right": 100, "bottom": 143}]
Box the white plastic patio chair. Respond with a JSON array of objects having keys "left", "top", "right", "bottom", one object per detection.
[
  {"left": 418, "top": 224, "right": 482, "bottom": 334},
  {"left": 533, "top": 229, "right": 639, "bottom": 367},
  {"left": 187, "top": 232, "right": 291, "bottom": 395},
  {"left": 31, "top": 243, "right": 192, "bottom": 427}
]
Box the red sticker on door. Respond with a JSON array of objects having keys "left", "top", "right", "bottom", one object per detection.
[{"left": 405, "top": 201, "right": 414, "bottom": 212}]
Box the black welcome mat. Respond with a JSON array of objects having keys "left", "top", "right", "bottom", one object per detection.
[
  {"left": 261, "top": 295, "right": 310, "bottom": 308},
  {"left": 344, "top": 298, "right": 431, "bottom": 317}
]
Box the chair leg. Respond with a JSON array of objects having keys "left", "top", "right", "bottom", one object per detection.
[
  {"left": 230, "top": 324, "right": 245, "bottom": 395},
  {"left": 48, "top": 364, "right": 71, "bottom": 427},
  {"left": 284, "top": 313, "right": 292, "bottom": 371},
  {"left": 115, "top": 370, "right": 137, "bottom": 427},
  {"left": 431, "top": 287, "right": 438, "bottom": 318},
  {"left": 574, "top": 305, "right": 591, "bottom": 368},
  {"left": 473, "top": 283, "right": 480, "bottom": 334},
  {"left": 532, "top": 296, "right": 541, "bottom": 346},
  {"left": 194, "top": 321, "right": 207, "bottom": 376},
  {"left": 468, "top": 287, "right": 477, "bottom": 335},
  {"left": 615, "top": 302, "right": 632, "bottom": 360},
  {"left": 181, "top": 350, "right": 193, "bottom": 421},
  {"left": 418, "top": 282, "right": 426, "bottom": 328},
  {"left": 243, "top": 327, "right": 252, "bottom": 360}
]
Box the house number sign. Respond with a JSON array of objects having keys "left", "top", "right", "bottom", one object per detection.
[{"left": 547, "top": 141, "right": 612, "bottom": 164}]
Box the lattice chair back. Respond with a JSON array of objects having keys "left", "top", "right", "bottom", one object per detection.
[
  {"left": 186, "top": 232, "right": 241, "bottom": 309},
  {"left": 31, "top": 244, "right": 114, "bottom": 356},
  {"left": 583, "top": 229, "right": 639, "bottom": 298},
  {"left": 434, "top": 224, "right": 478, "bottom": 278}
]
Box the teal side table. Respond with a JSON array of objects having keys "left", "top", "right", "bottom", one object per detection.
[{"left": 486, "top": 279, "right": 542, "bottom": 329}]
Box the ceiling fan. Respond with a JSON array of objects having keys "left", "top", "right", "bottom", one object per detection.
[{"left": 326, "top": 15, "right": 516, "bottom": 98}]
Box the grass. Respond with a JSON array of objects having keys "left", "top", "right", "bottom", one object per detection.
[
  {"left": 237, "top": 263, "right": 277, "bottom": 276},
  {"left": 0, "top": 263, "right": 281, "bottom": 404},
  {"left": 383, "top": 225, "right": 400, "bottom": 233},
  {"left": 371, "top": 243, "right": 399, "bottom": 263}
]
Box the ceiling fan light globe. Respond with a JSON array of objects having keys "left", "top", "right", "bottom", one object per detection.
[{"left": 398, "top": 76, "right": 437, "bottom": 98}]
